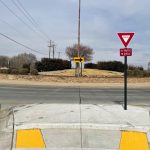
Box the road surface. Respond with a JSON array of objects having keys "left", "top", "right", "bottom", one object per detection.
[{"left": 0, "top": 84, "right": 149, "bottom": 107}]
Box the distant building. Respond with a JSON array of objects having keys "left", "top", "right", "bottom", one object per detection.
[{"left": 0, "top": 67, "right": 9, "bottom": 70}]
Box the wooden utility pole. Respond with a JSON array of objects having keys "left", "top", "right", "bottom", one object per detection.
[
  {"left": 148, "top": 62, "right": 150, "bottom": 70},
  {"left": 57, "top": 52, "right": 62, "bottom": 59},
  {"left": 78, "top": 0, "right": 81, "bottom": 58},
  {"left": 52, "top": 44, "right": 56, "bottom": 59},
  {"left": 76, "top": 0, "right": 81, "bottom": 77},
  {"left": 48, "top": 40, "right": 52, "bottom": 59}
]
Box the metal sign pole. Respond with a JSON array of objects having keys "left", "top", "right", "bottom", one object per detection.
[
  {"left": 118, "top": 32, "right": 134, "bottom": 110},
  {"left": 81, "top": 62, "right": 82, "bottom": 77},
  {"left": 124, "top": 55, "right": 128, "bottom": 110}
]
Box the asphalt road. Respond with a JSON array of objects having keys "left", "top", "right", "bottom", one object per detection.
[{"left": 0, "top": 84, "right": 150, "bottom": 107}]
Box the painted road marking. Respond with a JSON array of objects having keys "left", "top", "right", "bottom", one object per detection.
[
  {"left": 16, "top": 128, "right": 46, "bottom": 148},
  {"left": 120, "top": 131, "right": 149, "bottom": 150}
]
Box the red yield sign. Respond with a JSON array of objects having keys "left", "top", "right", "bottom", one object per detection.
[
  {"left": 118, "top": 32, "right": 134, "bottom": 47},
  {"left": 120, "top": 48, "right": 132, "bottom": 56}
]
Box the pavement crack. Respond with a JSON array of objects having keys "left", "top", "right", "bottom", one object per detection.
[
  {"left": 10, "top": 109, "right": 15, "bottom": 150},
  {"left": 95, "top": 104, "right": 135, "bottom": 127},
  {"left": 79, "top": 87, "right": 83, "bottom": 150}
]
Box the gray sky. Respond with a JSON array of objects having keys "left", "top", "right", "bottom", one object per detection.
[{"left": 0, "top": 0, "right": 150, "bottom": 68}]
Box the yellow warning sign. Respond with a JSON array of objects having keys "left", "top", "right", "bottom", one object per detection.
[
  {"left": 16, "top": 128, "right": 46, "bottom": 148},
  {"left": 120, "top": 131, "right": 149, "bottom": 150},
  {"left": 73, "top": 57, "right": 84, "bottom": 63}
]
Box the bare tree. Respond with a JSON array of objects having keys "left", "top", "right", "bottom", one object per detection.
[
  {"left": 0, "top": 56, "right": 9, "bottom": 68},
  {"left": 66, "top": 44, "right": 94, "bottom": 62},
  {"left": 10, "top": 53, "right": 37, "bottom": 69}
]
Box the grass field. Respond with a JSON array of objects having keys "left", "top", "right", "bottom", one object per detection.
[{"left": 39, "top": 69, "right": 123, "bottom": 77}]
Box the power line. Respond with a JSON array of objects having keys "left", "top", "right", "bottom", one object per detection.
[
  {"left": 11, "top": 0, "right": 48, "bottom": 41},
  {"left": 0, "top": 0, "right": 36, "bottom": 33},
  {"left": 0, "top": 19, "right": 25, "bottom": 36},
  {"left": 15, "top": 0, "right": 50, "bottom": 40},
  {"left": 0, "top": 32, "right": 46, "bottom": 55},
  {"left": 12, "top": 0, "right": 35, "bottom": 26},
  {"left": 16, "top": 0, "right": 35, "bottom": 24},
  {"left": 0, "top": 0, "right": 47, "bottom": 42}
]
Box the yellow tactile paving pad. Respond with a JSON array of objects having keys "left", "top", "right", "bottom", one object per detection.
[
  {"left": 120, "top": 131, "right": 149, "bottom": 150},
  {"left": 16, "top": 128, "right": 46, "bottom": 148}
]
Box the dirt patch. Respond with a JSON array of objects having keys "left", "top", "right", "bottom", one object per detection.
[{"left": 0, "top": 74, "right": 150, "bottom": 88}]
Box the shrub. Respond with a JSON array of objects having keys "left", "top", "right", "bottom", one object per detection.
[
  {"left": 97, "top": 61, "right": 124, "bottom": 72},
  {"left": 35, "top": 58, "right": 71, "bottom": 72},
  {"left": 22, "top": 63, "right": 30, "bottom": 71},
  {"left": 128, "top": 70, "right": 150, "bottom": 77},
  {"left": 84, "top": 63, "right": 97, "bottom": 69},
  {"left": 11, "top": 69, "right": 19, "bottom": 75},
  {"left": 30, "top": 69, "right": 38, "bottom": 75},
  {"left": 128, "top": 65, "right": 144, "bottom": 71},
  {"left": 0, "top": 69, "right": 10, "bottom": 74},
  {"left": 19, "top": 68, "right": 29, "bottom": 75},
  {"left": 35, "top": 61, "right": 43, "bottom": 72}
]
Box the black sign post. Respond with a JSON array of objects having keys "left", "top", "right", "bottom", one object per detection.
[
  {"left": 124, "top": 55, "right": 128, "bottom": 110},
  {"left": 118, "top": 32, "right": 134, "bottom": 110}
]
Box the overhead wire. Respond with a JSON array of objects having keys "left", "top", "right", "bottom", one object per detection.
[
  {"left": 0, "top": 0, "right": 37, "bottom": 34},
  {"left": 11, "top": 0, "right": 49, "bottom": 41},
  {"left": 14, "top": 0, "right": 50, "bottom": 40},
  {"left": 11, "top": 0, "right": 35, "bottom": 26},
  {"left": 0, "top": 19, "right": 24, "bottom": 36},
  {"left": 0, "top": 0, "right": 47, "bottom": 42},
  {"left": 0, "top": 0, "right": 50, "bottom": 56},
  {"left": 0, "top": 32, "right": 47, "bottom": 55}
]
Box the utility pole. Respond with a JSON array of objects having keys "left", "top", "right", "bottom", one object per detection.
[
  {"left": 48, "top": 40, "right": 52, "bottom": 59},
  {"left": 7, "top": 59, "right": 10, "bottom": 69},
  {"left": 78, "top": 0, "right": 81, "bottom": 58},
  {"left": 148, "top": 62, "right": 150, "bottom": 70},
  {"left": 76, "top": 0, "right": 81, "bottom": 77},
  {"left": 58, "top": 52, "right": 62, "bottom": 59},
  {"left": 52, "top": 43, "right": 56, "bottom": 59}
]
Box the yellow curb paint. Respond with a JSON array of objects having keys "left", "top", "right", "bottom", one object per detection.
[
  {"left": 16, "top": 128, "right": 46, "bottom": 148},
  {"left": 120, "top": 131, "right": 149, "bottom": 150}
]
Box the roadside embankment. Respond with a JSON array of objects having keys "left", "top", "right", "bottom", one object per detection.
[{"left": 0, "top": 74, "right": 150, "bottom": 88}]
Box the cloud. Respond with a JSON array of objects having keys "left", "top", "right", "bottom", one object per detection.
[{"left": 0, "top": 0, "right": 150, "bottom": 68}]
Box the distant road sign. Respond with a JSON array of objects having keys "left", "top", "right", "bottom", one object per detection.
[
  {"left": 73, "top": 57, "right": 84, "bottom": 63},
  {"left": 120, "top": 48, "right": 132, "bottom": 56},
  {"left": 118, "top": 32, "right": 134, "bottom": 47}
]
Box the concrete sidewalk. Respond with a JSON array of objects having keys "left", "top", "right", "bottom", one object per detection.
[
  {"left": 1, "top": 104, "right": 150, "bottom": 149},
  {"left": 0, "top": 108, "right": 14, "bottom": 150},
  {"left": 13, "top": 104, "right": 150, "bottom": 132}
]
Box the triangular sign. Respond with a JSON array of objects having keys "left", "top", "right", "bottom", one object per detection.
[{"left": 118, "top": 32, "right": 134, "bottom": 47}]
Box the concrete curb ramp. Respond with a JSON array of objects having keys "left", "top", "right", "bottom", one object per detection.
[{"left": 11, "top": 104, "right": 150, "bottom": 149}]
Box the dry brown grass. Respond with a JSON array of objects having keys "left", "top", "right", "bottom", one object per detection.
[
  {"left": 0, "top": 69, "right": 150, "bottom": 87},
  {"left": 39, "top": 69, "right": 123, "bottom": 77}
]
